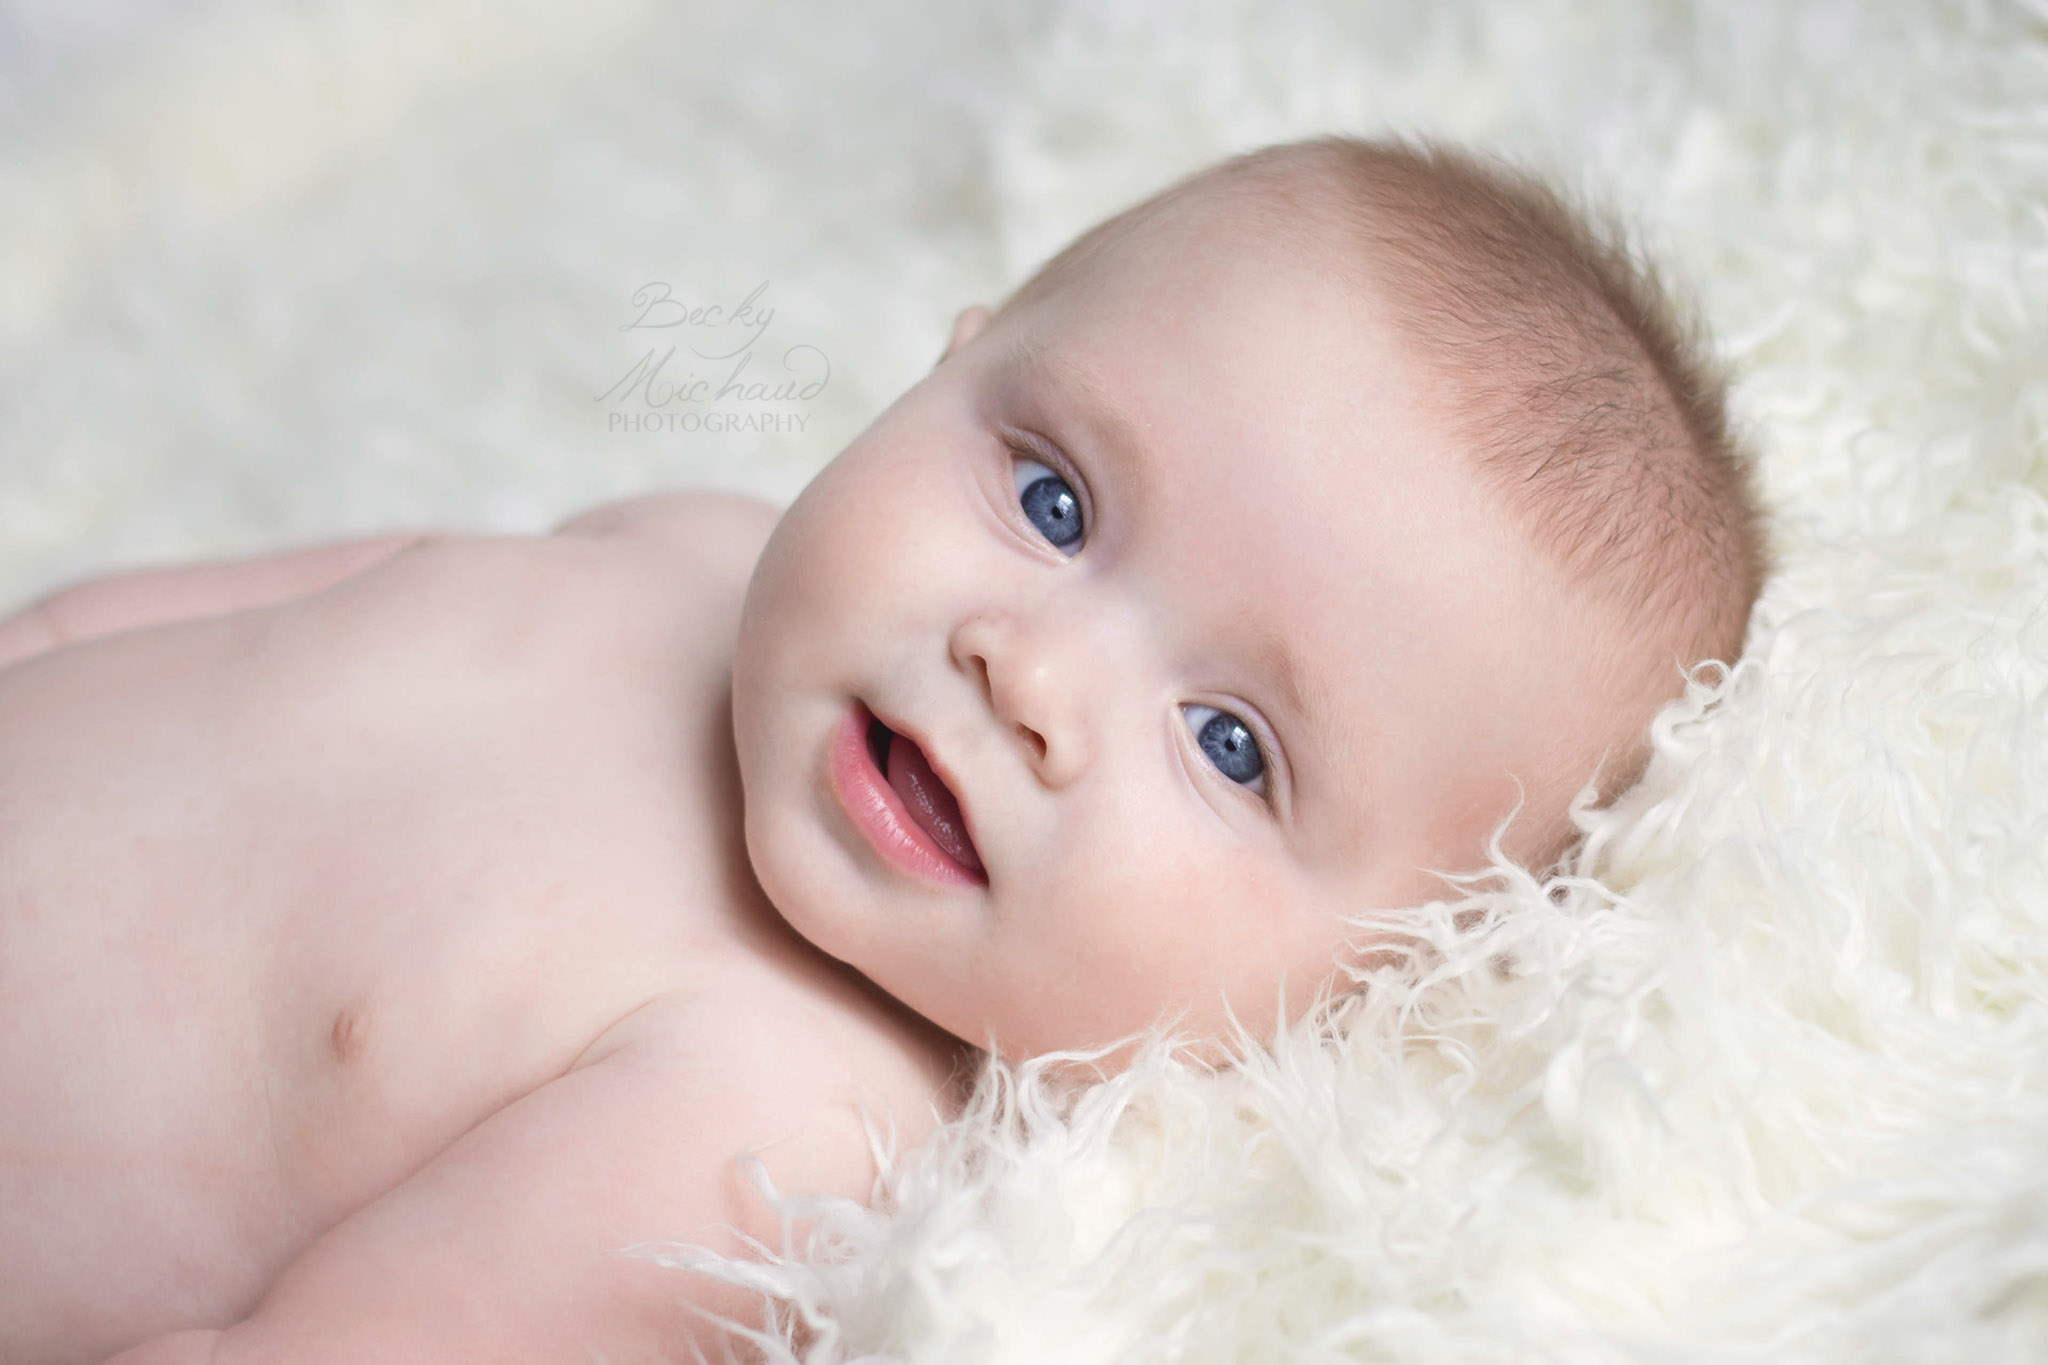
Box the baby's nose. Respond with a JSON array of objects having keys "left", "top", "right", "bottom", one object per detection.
[{"left": 948, "top": 609, "right": 1093, "bottom": 788}]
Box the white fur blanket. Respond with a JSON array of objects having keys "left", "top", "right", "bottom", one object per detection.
[{"left": 3, "top": 1, "right": 2044, "bottom": 1360}]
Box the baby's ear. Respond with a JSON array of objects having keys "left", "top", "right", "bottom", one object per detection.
[{"left": 937, "top": 305, "right": 993, "bottom": 368}]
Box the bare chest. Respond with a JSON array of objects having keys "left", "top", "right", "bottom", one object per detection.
[{"left": 0, "top": 534, "right": 943, "bottom": 1351}]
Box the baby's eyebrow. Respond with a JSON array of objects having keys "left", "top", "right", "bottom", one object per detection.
[
  {"left": 1242, "top": 611, "right": 1350, "bottom": 797},
  {"left": 998, "top": 338, "right": 1160, "bottom": 499}
]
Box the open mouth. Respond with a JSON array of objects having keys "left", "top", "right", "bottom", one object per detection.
[{"left": 865, "top": 713, "right": 984, "bottom": 876}]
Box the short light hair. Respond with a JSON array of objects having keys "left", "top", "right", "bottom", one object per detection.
[{"left": 999, "top": 135, "right": 1772, "bottom": 813}]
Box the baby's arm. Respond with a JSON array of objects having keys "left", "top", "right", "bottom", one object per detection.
[
  {"left": 99, "top": 998, "right": 886, "bottom": 1365},
  {"left": 0, "top": 531, "right": 430, "bottom": 672}
]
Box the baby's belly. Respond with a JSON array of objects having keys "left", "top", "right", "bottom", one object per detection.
[{"left": 0, "top": 564, "right": 732, "bottom": 1356}]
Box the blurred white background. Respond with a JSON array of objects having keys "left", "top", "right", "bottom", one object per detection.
[{"left": 0, "top": 0, "right": 1040, "bottom": 603}]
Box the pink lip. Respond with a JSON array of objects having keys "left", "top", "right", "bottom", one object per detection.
[{"left": 829, "top": 700, "right": 987, "bottom": 889}]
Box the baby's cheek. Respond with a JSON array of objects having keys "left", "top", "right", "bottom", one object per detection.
[
  {"left": 739, "top": 511, "right": 863, "bottom": 676},
  {"left": 1067, "top": 832, "right": 1244, "bottom": 988},
  {"left": 788, "top": 477, "right": 937, "bottom": 627}
]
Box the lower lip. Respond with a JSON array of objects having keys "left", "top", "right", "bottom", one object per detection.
[{"left": 828, "top": 701, "right": 986, "bottom": 889}]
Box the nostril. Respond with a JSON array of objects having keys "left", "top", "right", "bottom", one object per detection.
[{"left": 1016, "top": 723, "right": 1046, "bottom": 761}]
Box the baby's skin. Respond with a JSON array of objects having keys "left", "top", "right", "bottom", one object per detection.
[
  {"left": 1, "top": 193, "right": 1657, "bottom": 1361},
  {"left": 0, "top": 498, "right": 965, "bottom": 1362}
]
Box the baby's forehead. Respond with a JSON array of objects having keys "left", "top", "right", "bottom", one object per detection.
[
  {"left": 1097, "top": 196, "right": 1373, "bottom": 317},
  {"left": 999, "top": 308, "right": 1550, "bottom": 652},
  {"left": 1008, "top": 260, "right": 1456, "bottom": 499},
  {"left": 983, "top": 187, "right": 1557, "bottom": 620}
]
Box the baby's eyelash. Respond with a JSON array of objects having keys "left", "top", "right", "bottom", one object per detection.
[
  {"left": 1001, "top": 429, "right": 1085, "bottom": 486},
  {"left": 1002, "top": 433, "right": 1080, "bottom": 490}
]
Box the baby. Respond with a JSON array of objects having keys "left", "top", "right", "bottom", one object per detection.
[{"left": 0, "top": 136, "right": 1767, "bottom": 1363}]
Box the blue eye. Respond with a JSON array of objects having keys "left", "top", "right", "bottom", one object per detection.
[
  {"left": 1012, "top": 456, "right": 1084, "bottom": 554},
  {"left": 1183, "top": 704, "right": 1266, "bottom": 796}
]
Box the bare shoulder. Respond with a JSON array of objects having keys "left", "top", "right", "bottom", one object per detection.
[
  {"left": 562, "top": 970, "right": 970, "bottom": 1268},
  {"left": 585, "top": 982, "right": 965, "bottom": 1181},
  {"left": 552, "top": 488, "right": 782, "bottom": 581},
  {"left": 298, "top": 489, "right": 787, "bottom": 661}
]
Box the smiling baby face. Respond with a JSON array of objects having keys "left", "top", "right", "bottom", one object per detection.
[{"left": 729, "top": 183, "right": 1670, "bottom": 1062}]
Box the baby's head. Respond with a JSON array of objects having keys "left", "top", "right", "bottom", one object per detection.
[{"left": 732, "top": 136, "right": 1768, "bottom": 1063}]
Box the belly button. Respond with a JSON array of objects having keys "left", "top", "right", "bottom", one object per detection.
[{"left": 329, "top": 1004, "right": 369, "bottom": 1066}]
